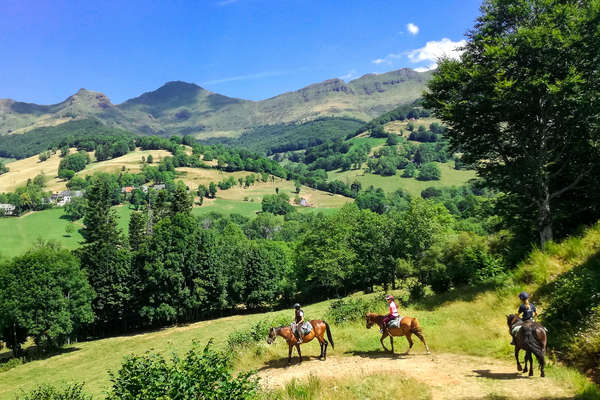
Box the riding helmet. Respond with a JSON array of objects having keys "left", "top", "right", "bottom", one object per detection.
[
  {"left": 386, "top": 295, "right": 394, "bottom": 301},
  {"left": 293, "top": 303, "right": 301, "bottom": 309},
  {"left": 518, "top": 291, "right": 529, "bottom": 300}
]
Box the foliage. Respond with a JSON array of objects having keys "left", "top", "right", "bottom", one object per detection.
[
  {"left": 63, "top": 197, "right": 87, "bottom": 221},
  {"left": 106, "top": 341, "right": 259, "bottom": 400},
  {"left": 423, "top": 0, "right": 600, "bottom": 245},
  {"left": 59, "top": 152, "right": 90, "bottom": 173},
  {"left": 417, "top": 162, "right": 441, "bottom": 181},
  {"left": 226, "top": 315, "right": 289, "bottom": 350},
  {"left": 262, "top": 193, "right": 294, "bottom": 215},
  {"left": 15, "top": 383, "right": 92, "bottom": 400},
  {"left": 0, "top": 244, "right": 94, "bottom": 356},
  {"left": 326, "top": 296, "right": 381, "bottom": 324},
  {"left": 0, "top": 160, "right": 9, "bottom": 175}
]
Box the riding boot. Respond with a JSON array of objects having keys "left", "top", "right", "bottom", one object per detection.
[{"left": 297, "top": 335, "right": 303, "bottom": 344}]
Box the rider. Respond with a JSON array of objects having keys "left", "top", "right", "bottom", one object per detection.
[
  {"left": 293, "top": 303, "right": 305, "bottom": 343},
  {"left": 381, "top": 294, "right": 399, "bottom": 333},
  {"left": 510, "top": 291, "right": 538, "bottom": 344}
]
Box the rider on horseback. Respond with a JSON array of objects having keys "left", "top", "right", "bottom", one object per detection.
[
  {"left": 381, "top": 294, "right": 399, "bottom": 333},
  {"left": 511, "top": 291, "right": 538, "bottom": 344},
  {"left": 293, "top": 303, "right": 305, "bottom": 343}
]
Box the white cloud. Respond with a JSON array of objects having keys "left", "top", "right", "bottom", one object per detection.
[
  {"left": 407, "top": 38, "right": 466, "bottom": 64},
  {"left": 372, "top": 58, "right": 387, "bottom": 65},
  {"left": 414, "top": 64, "right": 437, "bottom": 72},
  {"left": 203, "top": 68, "right": 307, "bottom": 85},
  {"left": 339, "top": 69, "right": 357, "bottom": 81},
  {"left": 407, "top": 23, "right": 419, "bottom": 35}
]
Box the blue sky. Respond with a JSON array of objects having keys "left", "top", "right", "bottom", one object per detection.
[{"left": 0, "top": 0, "right": 482, "bottom": 104}]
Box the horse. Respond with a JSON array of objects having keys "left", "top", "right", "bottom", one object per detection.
[
  {"left": 365, "top": 312, "right": 430, "bottom": 355},
  {"left": 507, "top": 314, "right": 547, "bottom": 377},
  {"left": 267, "top": 320, "right": 334, "bottom": 365}
]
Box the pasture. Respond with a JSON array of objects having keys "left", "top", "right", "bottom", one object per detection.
[{"left": 329, "top": 162, "right": 477, "bottom": 196}]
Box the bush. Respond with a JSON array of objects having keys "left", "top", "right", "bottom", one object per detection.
[
  {"left": 226, "top": 315, "right": 289, "bottom": 350},
  {"left": 16, "top": 383, "right": 91, "bottom": 400},
  {"left": 417, "top": 163, "right": 441, "bottom": 181},
  {"left": 106, "top": 341, "right": 259, "bottom": 400},
  {"left": 326, "top": 296, "right": 381, "bottom": 324}
]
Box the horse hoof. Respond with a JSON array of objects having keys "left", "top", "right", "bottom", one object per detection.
[
  {"left": 517, "top": 366, "right": 522, "bottom": 372},
  {"left": 426, "top": 351, "right": 431, "bottom": 355},
  {"left": 541, "top": 373, "right": 545, "bottom": 378}
]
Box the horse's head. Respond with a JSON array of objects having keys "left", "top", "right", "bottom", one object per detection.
[
  {"left": 266, "top": 327, "right": 277, "bottom": 344},
  {"left": 506, "top": 314, "right": 519, "bottom": 328},
  {"left": 365, "top": 313, "right": 375, "bottom": 329}
]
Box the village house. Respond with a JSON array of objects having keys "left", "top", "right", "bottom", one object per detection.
[
  {"left": 50, "top": 190, "right": 83, "bottom": 206},
  {"left": 0, "top": 203, "right": 16, "bottom": 216}
]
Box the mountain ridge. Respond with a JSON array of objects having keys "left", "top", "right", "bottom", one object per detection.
[{"left": 0, "top": 68, "right": 432, "bottom": 137}]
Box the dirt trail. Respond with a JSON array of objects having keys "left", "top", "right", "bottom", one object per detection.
[{"left": 257, "top": 352, "right": 573, "bottom": 399}]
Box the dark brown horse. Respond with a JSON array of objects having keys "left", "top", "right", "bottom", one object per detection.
[
  {"left": 507, "top": 314, "right": 547, "bottom": 377},
  {"left": 365, "top": 312, "right": 430, "bottom": 355},
  {"left": 267, "top": 320, "right": 334, "bottom": 364}
]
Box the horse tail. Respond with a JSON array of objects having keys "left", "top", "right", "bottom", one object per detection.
[
  {"left": 325, "top": 321, "right": 334, "bottom": 350},
  {"left": 410, "top": 317, "right": 423, "bottom": 334},
  {"left": 523, "top": 325, "right": 544, "bottom": 358}
]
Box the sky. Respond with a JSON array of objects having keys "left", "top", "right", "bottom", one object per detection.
[{"left": 0, "top": 0, "right": 483, "bottom": 104}]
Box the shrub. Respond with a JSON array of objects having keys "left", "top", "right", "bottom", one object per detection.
[
  {"left": 326, "top": 296, "right": 382, "bottom": 324},
  {"left": 107, "top": 341, "right": 259, "bottom": 400},
  {"left": 16, "top": 383, "right": 91, "bottom": 400},
  {"left": 226, "top": 315, "right": 289, "bottom": 350},
  {"left": 417, "top": 163, "right": 441, "bottom": 181}
]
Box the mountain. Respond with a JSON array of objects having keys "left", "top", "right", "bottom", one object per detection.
[{"left": 0, "top": 68, "right": 432, "bottom": 138}]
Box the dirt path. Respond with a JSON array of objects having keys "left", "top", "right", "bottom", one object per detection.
[{"left": 257, "top": 352, "right": 573, "bottom": 399}]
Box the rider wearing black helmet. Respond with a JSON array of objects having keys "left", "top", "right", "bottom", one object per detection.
[
  {"left": 511, "top": 291, "right": 538, "bottom": 344},
  {"left": 517, "top": 291, "right": 537, "bottom": 321},
  {"left": 293, "top": 303, "right": 305, "bottom": 343}
]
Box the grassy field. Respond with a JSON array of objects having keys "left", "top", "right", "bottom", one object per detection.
[
  {"left": 0, "top": 157, "right": 16, "bottom": 164},
  {"left": 329, "top": 162, "right": 477, "bottom": 196},
  {"left": 2, "top": 223, "right": 600, "bottom": 398}
]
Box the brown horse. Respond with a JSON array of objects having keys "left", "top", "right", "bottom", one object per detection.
[
  {"left": 267, "top": 320, "right": 334, "bottom": 364},
  {"left": 507, "top": 314, "right": 547, "bottom": 377},
  {"left": 366, "top": 312, "right": 430, "bottom": 355}
]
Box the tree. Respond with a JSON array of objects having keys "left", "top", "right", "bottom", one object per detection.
[
  {"left": 208, "top": 182, "right": 217, "bottom": 198},
  {"left": 417, "top": 163, "right": 441, "bottom": 181},
  {"left": 64, "top": 197, "right": 87, "bottom": 221},
  {"left": 58, "top": 169, "right": 75, "bottom": 180},
  {"left": 146, "top": 154, "right": 153, "bottom": 164},
  {"left": 262, "top": 193, "right": 294, "bottom": 215},
  {"left": 0, "top": 160, "right": 9, "bottom": 175},
  {"left": 423, "top": 0, "right": 600, "bottom": 245},
  {"left": 59, "top": 152, "right": 90, "bottom": 173},
  {"left": 402, "top": 163, "right": 417, "bottom": 178},
  {"left": 65, "top": 223, "right": 75, "bottom": 237},
  {"left": 171, "top": 184, "right": 192, "bottom": 216},
  {"left": 0, "top": 244, "right": 94, "bottom": 355},
  {"left": 38, "top": 151, "right": 51, "bottom": 162}
]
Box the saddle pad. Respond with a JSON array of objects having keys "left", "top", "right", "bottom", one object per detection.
[
  {"left": 301, "top": 321, "right": 313, "bottom": 335},
  {"left": 511, "top": 325, "right": 522, "bottom": 335},
  {"left": 387, "top": 317, "right": 402, "bottom": 329}
]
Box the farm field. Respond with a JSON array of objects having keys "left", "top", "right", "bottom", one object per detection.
[{"left": 329, "top": 162, "right": 477, "bottom": 196}]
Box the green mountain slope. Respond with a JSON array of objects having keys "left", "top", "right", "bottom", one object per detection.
[{"left": 0, "top": 68, "right": 432, "bottom": 138}]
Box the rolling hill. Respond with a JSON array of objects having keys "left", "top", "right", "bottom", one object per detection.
[{"left": 0, "top": 69, "right": 432, "bottom": 138}]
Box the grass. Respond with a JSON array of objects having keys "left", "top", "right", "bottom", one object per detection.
[
  {"left": 0, "top": 157, "right": 16, "bottom": 164},
  {"left": 0, "top": 208, "right": 84, "bottom": 259},
  {"left": 267, "top": 373, "right": 431, "bottom": 400},
  {"left": 329, "top": 162, "right": 477, "bottom": 197}
]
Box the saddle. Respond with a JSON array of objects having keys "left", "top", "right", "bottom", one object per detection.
[
  {"left": 386, "top": 317, "right": 402, "bottom": 329},
  {"left": 300, "top": 321, "right": 313, "bottom": 335}
]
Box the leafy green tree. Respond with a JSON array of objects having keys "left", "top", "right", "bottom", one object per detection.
[
  {"left": 38, "top": 151, "right": 51, "bottom": 162},
  {"left": 65, "top": 223, "right": 75, "bottom": 237},
  {"left": 0, "top": 160, "right": 8, "bottom": 175},
  {"left": 171, "top": 184, "right": 192, "bottom": 216},
  {"left": 0, "top": 244, "right": 94, "bottom": 355},
  {"left": 402, "top": 162, "right": 417, "bottom": 178},
  {"left": 66, "top": 176, "right": 88, "bottom": 190},
  {"left": 261, "top": 193, "right": 294, "bottom": 215},
  {"left": 59, "top": 146, "right": 70, "bottom": 158},
  {"left": 64, "top": 197, "right": 87, "bottom": 221},
  {"left": 208, "top": 182, "right": 217, "bottom": 198},
  {"left": 423, "top": 0, "right": 600, "bottom": 245},
  {"left": 355, "top": 186, "right": 387, "bottom": 214},
  {"left": 128, "top": 211, "right": 147, "bottom": 252},
  {"left": 417, "top": 163, "right": 441, "bottom": 181},
  {"left": 57, "top": 169, "right": 75, "bottom": 180},
  {"left": 59, "top": 152, "right": 90, "bottom": 173},
  {"left": 146, "top": 154, "right": 153, "bottom": 164}
]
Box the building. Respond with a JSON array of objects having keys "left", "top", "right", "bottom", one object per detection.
[
  {"left": 50, "top": 190, "right": 83, "bottom": 206},
  {"left": 152, "top": 184, "right": 166, "bottom": 191},
  {"left": 121, "top": 186, "right": 133, "bottom": 194},
  {"left": 0, "top": 203, "right": 16, "bottom": 216}
]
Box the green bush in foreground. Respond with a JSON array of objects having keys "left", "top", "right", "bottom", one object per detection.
[
  {"left": 16, "top": 383, "right": 91, "bottom": 400},
  {"left": 106, "top": 340, "right": 259, "bottom": 400}
]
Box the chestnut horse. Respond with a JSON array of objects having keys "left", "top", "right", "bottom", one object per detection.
[
  {"left": 507, "top": 314, "right": 547, "bottom": 377},
  {"left": 267, "top": 320, "right": 334, "bottom": 364},
  {"left": 366, "top": 312, "right": 430, "bottom": 355}
]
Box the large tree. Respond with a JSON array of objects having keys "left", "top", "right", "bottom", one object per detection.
[
  {"left": 0, "top": 244, "right": 94, "bottom": 355},
  {"left": 423, "top": 0, "right": 600, "bottom": 246}
]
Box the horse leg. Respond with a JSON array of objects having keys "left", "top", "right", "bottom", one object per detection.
[
  {"left": 523, "top": 351, "right": 530, "bottom": 373},
  {"left": 413, "top": 330, "right": 431, "bottom": 354},
  {"left": 380, "top": 331, "right": 391, "bottom": 353},
  {"left": 533, "top": 350, "right": 545, "bottom": 377},
  {"left": 515, "top": 347, "right": 522, "bottom": 371},
  {"left": 288, "top": 344, "right": 293, "bottom": 365},
  {"left": 390, "top": 335, "right": 394, "bottom": 354},
  {"left": 296, "top": 344, "right": 302, "bottom": 363},
  {"left": 404, "top": 333, "right": 414, "bottom": 355},
  {"left": 323, "top": 340, "right": 328, "bottom": 360}
]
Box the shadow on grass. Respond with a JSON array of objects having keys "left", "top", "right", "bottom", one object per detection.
[
  {"left": 471, "top": 369, "right": 528, "bottom": 380},
  {"left": 257, "top": 355, "right": 325, "bottom": 371},
  {"left": 343, "top": 350, "right": 409, "bottom": 360}
]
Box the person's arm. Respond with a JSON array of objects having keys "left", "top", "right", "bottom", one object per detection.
[{"left": 298, "top": 311, "right": 305, "bottom": 324}]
